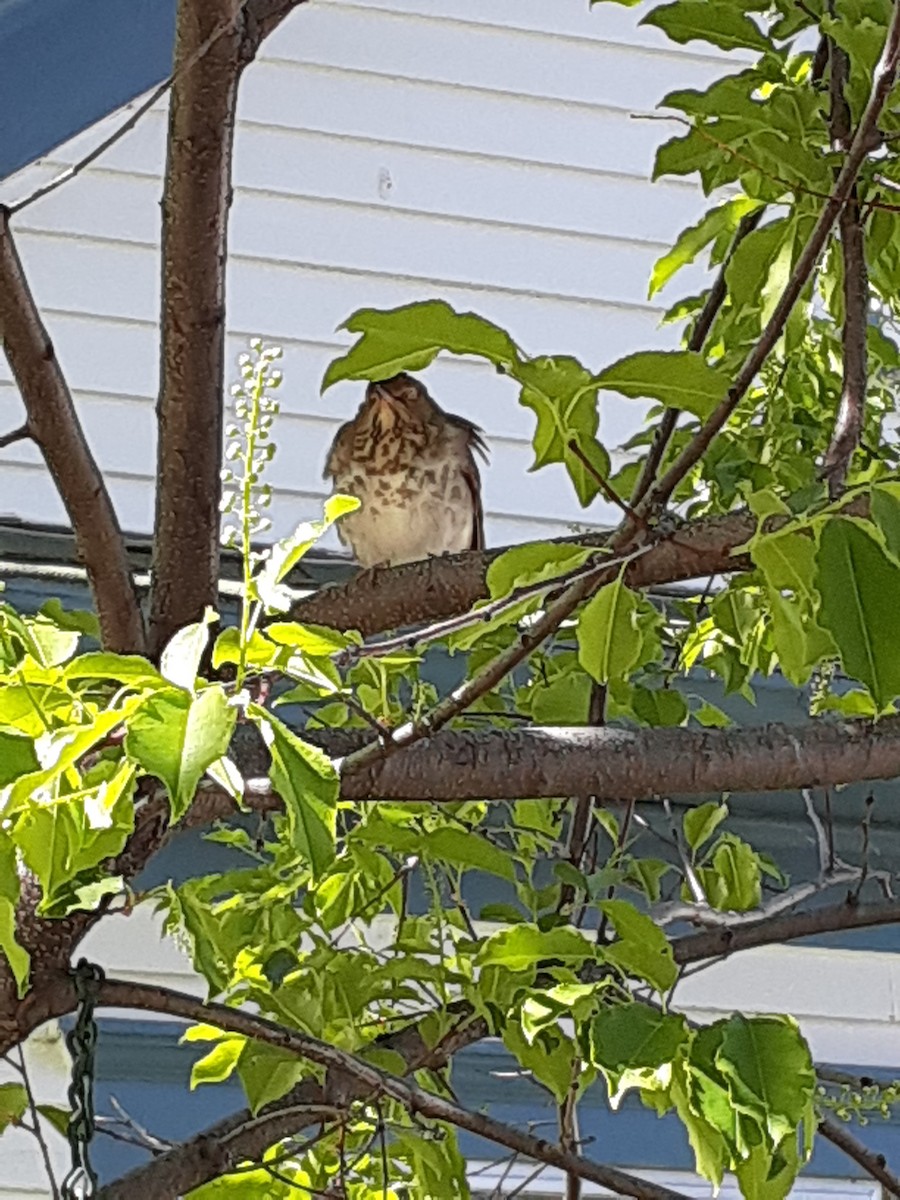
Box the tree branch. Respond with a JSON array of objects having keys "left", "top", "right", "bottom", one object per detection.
[
  {"left": 629, "top": 206, "right": 764, "bottom": 508},
  {"left": 819, "top": 1114, "right": 900, "bottom": 1197},
  {"left": 148, "top": 0, "right": 248, "bottom": 658},
  {"left": 287, "top": 508, "right": 760, "bottom": 636},
  {"left": 645, "top": 3, "right": 900, "bottom": 511},
  {"left": 821, "top": 21, "right": 869, "bottom": 498},
  {"left": 0, "top": 209, "right": 145, "bottom": 653},
  {"left": 334, "top": 714, "right": 900, "bottom": 803},
  {"left": 90, "top": 977, "right": 688, "bottom": 1200},
  {"left": 339, "top": 548, "right": 649, "bottom": 776},
  {"left": 671, "top": 896, "right": 900, "bottom": 964}
]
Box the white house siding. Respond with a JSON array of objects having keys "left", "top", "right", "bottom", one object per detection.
[{"left": 0, "top": 0, "right": 731, "bottom": 550}]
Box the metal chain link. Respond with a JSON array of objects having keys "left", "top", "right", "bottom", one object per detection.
[{"left": 61, "top": 959, "right": 104, "bottom": 1200}]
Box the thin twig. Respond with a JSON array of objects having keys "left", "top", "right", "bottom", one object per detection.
[
  {"left": 11, "top": 1045, "right": 59, "bottom": 1200},
  {"left": 821, "top": 19, "right": 869, "bottom": 497},
  {"left": 644, "top": 8, "right": 900, "bottom": 513},
  {"left": 819, "top": 1114, "right": 900, "bottom": 1197},
  {"left": 0, "top": 423, "right": 31, "bottom": 450},
  {"left": 338, "top": 547, "right": 616, "bottom": 664},
  {"left": 629, "top": 207, "right": 765, "bottom": 508},
  {"left": 338, "top": 547, "right": 652, "bottom": 778},
  {"left": 566, "top": 439, "right": 646, "bottom": 525},
  {"left": 7, "top": 3, "right": 255, "bottom": 215}
]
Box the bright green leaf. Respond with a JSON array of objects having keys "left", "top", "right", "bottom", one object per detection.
[
  {"left": 594, "top": 350, "right": 728, "bottom": 419},
  {"left": 816, "top": 518, "right": 900, "bottom": 709},
  {"left": 125, "top": 686, "right": 236, "bottom": 821},
  {"left": 600, "top": 899, "right": 678, "bottom": 993},
  {"left": 321, "top": 300, "right": 519, "bottom": 391}
]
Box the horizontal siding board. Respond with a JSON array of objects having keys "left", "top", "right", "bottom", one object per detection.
[
  {"left": 310, "top": 0, "right": 754, "bottom": 64},
  {"left": 240, "top": 62, "right": 686, "bottom": 178},
  {"left": 263, "top": 4, "right": 729, "bottom": 111},
  {"left": 14, "top": 173, "right": 709, "bottom": 309},
  {"left": 11, "top": 125, "right": 706, "bottom": 251}
]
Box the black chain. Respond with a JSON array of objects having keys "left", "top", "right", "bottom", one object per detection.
[{"left": 61, "top": 959, "right": 104, "bottom": 1200}]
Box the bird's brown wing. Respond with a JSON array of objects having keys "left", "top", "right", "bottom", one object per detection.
[
  {"left": 447, "top": 413, "right": 487, "bottom": 551},
  {"left": 323, "top": 419, "right": 354, "bottom": 480}
]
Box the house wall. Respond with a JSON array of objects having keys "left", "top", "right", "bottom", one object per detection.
[{"left": 0, "top": 0, "right": 726, "bottom": 549}]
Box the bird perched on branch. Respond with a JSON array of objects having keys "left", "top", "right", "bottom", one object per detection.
[{"left": 324, "top": 373, "right": 487, "bottom": 567}]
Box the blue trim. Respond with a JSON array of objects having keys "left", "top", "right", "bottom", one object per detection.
[{"left": 0, "top": 0, "right": 176, "bottom": 181}]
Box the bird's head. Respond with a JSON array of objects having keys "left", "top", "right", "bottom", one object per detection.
[{"left": 363, "top": 373, "right": 435, "bottom": 433}]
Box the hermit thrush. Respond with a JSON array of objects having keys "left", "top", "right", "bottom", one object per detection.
[{"left": 324, "top": 373, "right": 487, "bottom": 567}]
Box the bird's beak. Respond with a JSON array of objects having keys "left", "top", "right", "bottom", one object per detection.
[{"left": 367, "top": 382, "right": 401, "bottom": 428}]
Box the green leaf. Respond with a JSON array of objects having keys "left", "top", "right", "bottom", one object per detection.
[
  {"left": 0, "top": 1082, "right": 27, "bottom": 1131},
  {"left": 630, "top": 685, "right": 687, "bottom": 727},
  {"left": 321, "top": 300, "right": 519, "bottom": 391},
  {"left": 125, "top": 686, "right": 236, "bottom": 821},
  {"left": 594, "top": 351, "right": 727, "bottom": 419},
  {"left": 816, "top": 518, "right": 900, "bottom": 709},
  {"left": 642, "top": 0, "right": 772, "bottom": 52},
  {"left": 577, "top": 577, "right": 643, "bottom": 684},
  {"left": 252, "top": 707, "right": 337, "bottom": 878},
  {"left": 683, "top": 802, "right": 728, "bottom": 853},
  {"left": 266, "top": 623, "right": 356, "bottom": 656},
  {"left": 486, "top": 542, "right": 597, "bottom": 598},
  {"left": 871, "top": 483, "right": 900, "bottom": 565},
  {"left": 590, "top": 1003, "right": 689, "bottom": 1101},
  {"left": 699, "top": 836, "right": 761, "bottom": 911},
  {"left": 503, "top": 1020, "right": 576, "bottom": 1104},
  {"left": 24, "top": 618, "right": 80, "bottom": 669},
  {"left": 36, "top": 1104, "right": 70, "bottom": 1136},
  {"left": 64, "top": 653, "right": 167, "bottom": 689},
  {"left": 5, "top": 700, "right": 143, "bottom": 812},
  {"left": 514, "top": 355, "right": 603, "bottom": 502},
  {"left": 255, "top": 495, "right": 360, "bottom": 612},
  {"left": 189, "top": 1035, "right": 245, "bottom": 1088},
  {"left": 726, "top": 220, "right": 791, "bottom": 331},
  {"left": 600, "top": 899, "right": 678, "bottom": 993},
  {"left": 420, "top": 827, "right": 515, "bottom": 881},
  {"left": 717, "top": 1014, "right": 815, "bottom": 1139},
  {"left": 0, "top": 731, "right": 39, "bottom": 786},
  {"left": 650, "top": 196, "right": 761, "bottom": 296},
  {"left": 160, "top": 608, "right": 217, "bottom": 693},
  {"left": 0, "top": 898, "right": 28, "bottom": 996},
  {"left": 476, "top": 924, "right": 596, "bottom": 971},
  {"left": 39, "top": 599, "right": 100, "bottom": 639},
  {"left": 237, "top": 1043, "right": 306, "bottom": 1115}
]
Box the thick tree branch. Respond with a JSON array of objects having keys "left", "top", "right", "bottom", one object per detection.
[
  {"left": 148, "top": 0, "right": 247, "bottom": 658},
  {"left": 335, "top": 715, "right": 900, "bottom": 802},
  {"left": 288, "top": 508, "right": 761, "bottom": 636},
  {"left": 645, "top": 3, "right": 900, "bottom": 511},
  {"left": 0, "top": 210, "right": 145, "bottom": 653},
  {"left": 89, "top": 977, "right": 688, "bottom": 1200}
]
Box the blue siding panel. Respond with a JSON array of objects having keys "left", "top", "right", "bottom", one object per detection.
[{"left": 0, "top": 0, "right": 175, "bottom": 181}]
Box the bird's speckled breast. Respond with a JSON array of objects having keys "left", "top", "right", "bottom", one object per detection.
[{"left": 333, "top": 452, "right": 474, "bottom": 567}]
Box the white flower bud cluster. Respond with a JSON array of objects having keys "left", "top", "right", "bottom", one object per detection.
[{"left": 220, "top": 340, "right": 283, "bottom": 555}]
